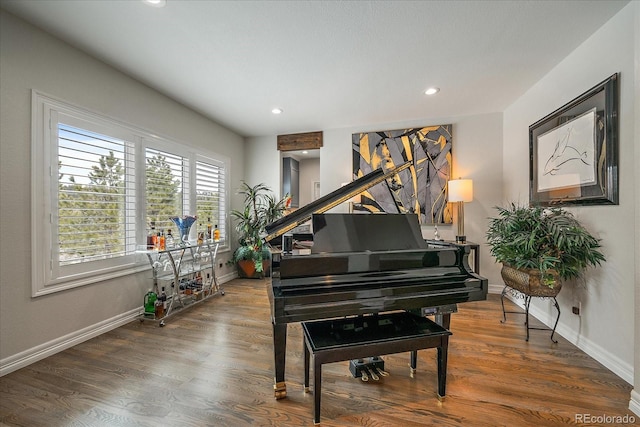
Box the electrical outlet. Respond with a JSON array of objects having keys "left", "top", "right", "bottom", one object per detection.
[
  {"left": 572, "top": 302, "right": 582, "bottom": 316},
  {"left": 219, "top": 263, "right": 223, "bottom": 269}
]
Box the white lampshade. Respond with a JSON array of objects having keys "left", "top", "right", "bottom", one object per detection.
[{"left": 448, "top": 179, "right": 473, "bottom": 203}]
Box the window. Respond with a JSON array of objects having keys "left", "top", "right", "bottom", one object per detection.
[
  {"left": 32, "top": 91, "right": 229, "bottom": 296},
  {"left": 196, "top": 156, "right": 226, "bottom": 243},
  {"left": 145, "top": 147, "right": 188, "bottom": 237},
  {"left": 57, "top": 124, "right": 135, "bottom": 266}
]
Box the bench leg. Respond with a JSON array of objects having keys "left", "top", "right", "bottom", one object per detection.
[
  {"left": 410, "top": 350, "right": 417, "bottom": 377},
  {"left": 314, "top": 361, "right": 322, "bottom": 424},
  {"left": 304, "top": 339, "right": 310, "bottom": 392},
  {"left": 437, "top": 337, "right": 449, "bottom": 399}
]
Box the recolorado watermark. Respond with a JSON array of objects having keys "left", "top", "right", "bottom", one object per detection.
[{"left": 575, "top": 413, "right": 636, "bottom": 424}]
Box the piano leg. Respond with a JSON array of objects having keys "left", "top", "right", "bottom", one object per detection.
[
  {"left": 435, "top": 313, "right": 451, "bottom": 330},
  {"left": 273, "top": 322, "right": 288, "bottom": 399},
  {"left": 437, "top": 334, "right": 449, "bottom": 400}
]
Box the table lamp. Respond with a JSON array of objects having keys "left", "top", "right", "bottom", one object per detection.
[{"left": 448, "top": 178, "right": 473, "bottom": 243}]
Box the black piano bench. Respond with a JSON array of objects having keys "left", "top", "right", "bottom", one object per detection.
[{"left": 302, "top": 311, "right": 452, "bottom": 424}]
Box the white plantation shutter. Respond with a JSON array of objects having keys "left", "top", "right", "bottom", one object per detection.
[
  {"left": 144, "top": 147, "right": 189, "bottom": 234},
  {"left": 196, "top": 157, "right": 227, "bottom": 243},
  {"left": 57, "top": 124, "right": 135, "bottom": 266},
  {"left": 32, "top": 91, "right": 230, "bottom": 296}
]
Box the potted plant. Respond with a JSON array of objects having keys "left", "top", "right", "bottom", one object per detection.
[
  {"left": 486, "top": 203, "right": 605, "bottom": 296},
  {"left": 230, "top": 182, "right": 290, "bottom": 278}
]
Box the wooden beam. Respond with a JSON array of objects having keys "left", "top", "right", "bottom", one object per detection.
[{"left": 277, "top": 131, "right": 323, "bottom": 151}]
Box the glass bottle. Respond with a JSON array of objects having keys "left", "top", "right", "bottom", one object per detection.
[
  {"left": 144, "top": 289, "right": 157, "bottom": 315},
  {"left": 213, "top": 224, "right": 220, "bottom": 242},
  {"left": 160, "top": 286, "right": 168, "bottom": 310},
  {"left": 148, "top": 222, "right": 157, "bottom": 250},
  {"left": 206, "top": 217, "right": 212, "bottom": 240},
  {"left": 166, "top": 229, "right": 174, "bottom": 248},
  {"left": 154, "top": 299, "right": 164, "bottom": 319},
  {"left": 159, "top": 230, "right": 166, "bottom": 250}
]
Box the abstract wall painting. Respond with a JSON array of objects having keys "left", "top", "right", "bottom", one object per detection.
[{"left": 352, "top": 125, "right": 453, "bottom": 224}]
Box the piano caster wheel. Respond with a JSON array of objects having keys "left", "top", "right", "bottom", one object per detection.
[
  {"left": 274, "top": 381, "right": 287, "bottom": 399},
  {"left": 304, "top": 386, "right": 310, "bottom": 393},
  {"left": 437, "top": 394, "right": 446, "bottom": 402},
  {"left": 409, "top": 366, "right": 417, "bottom": 378}
]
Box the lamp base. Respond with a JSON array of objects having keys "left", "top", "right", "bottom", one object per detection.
[{"left": 455, "top": 235, "right": 467, "bottom": 244}]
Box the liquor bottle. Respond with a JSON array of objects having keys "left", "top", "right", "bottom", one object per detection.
[
  {"left": 206, "top": 217, "right": 212, "bottom": 240},
  {"left": 159, "top": 230, "right": 166, "bottom": 250},
  {"left": 154, "top": 299, "right": 164, "bottom": 319},
  {"left": 213, "top": 224, "right": 220, "bottom": 242},
  {"left": 148, "top": 222, "right": 157, "bottom": 250},
  {"left": 156, "top": 231, "right": 162, "bottom": 250},
  {"left": 144, "top": 289, "right": 157, "bottom": 315},
  {"left": 166, "top": 229, "right": 174, "bottom": 248},
  {"left": 160, "top": 286, "right": 168, "bottom": 310}
]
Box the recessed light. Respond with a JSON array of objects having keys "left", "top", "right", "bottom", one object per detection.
[
  {"left": 424, "top": 87, "right": 440, "bottom": 95},
  {"left": 302, "top": 151, "right": 308, "bottom": 154},
  {"left": 272, "top": 108, "right": 283, "bottom": 114},
  {"left": 143, "top": 0, "right": 166, "bottom": 7}
]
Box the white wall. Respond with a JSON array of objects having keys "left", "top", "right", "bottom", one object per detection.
[
  {"left": 244, "top": 136, "right": 280, "bottom": 193},
  {"left": 503, "top": 2, "right": 636, "bottom": 387},
  {"left": 0, "top": 11, "right": 245, "bottom": 371},
  {"left": 299, "top": 158, "right": 320, "bottom": 206},
  {"left": 246, "top": 113, "right": 505, "bottom": 286}
]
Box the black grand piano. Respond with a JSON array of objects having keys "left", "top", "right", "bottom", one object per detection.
[{"left": 264, "top": 161, "right": 487, "bottom": 399}]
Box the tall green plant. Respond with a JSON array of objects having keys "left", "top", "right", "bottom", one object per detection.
[
  {"left": 486, "top": 204, "right": 605, "bottom": 284},
  {"left": 230, "top": 182, "right": 289, "bottom": 272}
]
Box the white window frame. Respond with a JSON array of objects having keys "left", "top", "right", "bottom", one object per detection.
[{"left": 31, "top": 90, "right": 230, "bottom": 297}]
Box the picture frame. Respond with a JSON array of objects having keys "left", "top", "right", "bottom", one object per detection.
[{"left": 529, "top": 73, "right": 619, "bottom": 206}]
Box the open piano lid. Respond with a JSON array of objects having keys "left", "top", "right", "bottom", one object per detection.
[{"left": 263, "top": 161, "right": 413, "bottom": 243}]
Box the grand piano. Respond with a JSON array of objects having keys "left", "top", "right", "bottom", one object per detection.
[{"left": 264, "top": 161, "right": 487, "bottom": 399}]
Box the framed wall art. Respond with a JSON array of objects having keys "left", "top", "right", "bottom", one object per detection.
[
  {"left": 529, "top": 73, "right": 619, "bottom": 206},
  {"left": 352, "top": 125, "right": 453, "bottom": 224}
]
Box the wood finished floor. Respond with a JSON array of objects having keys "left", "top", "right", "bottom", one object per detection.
[{"left": 0, "top": 278, "right": 635, "bottom": 426}]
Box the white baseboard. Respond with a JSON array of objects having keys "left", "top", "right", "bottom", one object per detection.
[
  {"left": 504, "top": 294, "right": 634, "bottom": 385},
  {"left": 217, "top": 271, "right": 238, "bottom": 283},
  {"left": 630, "top": 390, "right": 640, "bottom": 417},
  {"left": 488, "top": 283, "right": 504, "bottom": 294},
  {"left": 0, "top": 308, "right": 140, "bottom": 377},
  {"left": 1, "top": 274, "right": 238, "bottom": 377}
]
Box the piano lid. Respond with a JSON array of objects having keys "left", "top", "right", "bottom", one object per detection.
[{"left": 263, "top": 161, "right": 413, "bottom": 243}]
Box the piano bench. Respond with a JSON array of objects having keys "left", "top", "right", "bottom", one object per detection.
[{"left": 302, "top": 311, "right": 452, "bottom": 424}]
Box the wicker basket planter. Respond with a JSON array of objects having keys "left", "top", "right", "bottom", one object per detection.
[{"left": 500, "top": 264, "right": 562, "bottom": 297}]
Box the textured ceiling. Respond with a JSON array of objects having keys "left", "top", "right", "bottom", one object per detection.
[{"left": 0, "top": 0, "right": 629, "bottom": 137}]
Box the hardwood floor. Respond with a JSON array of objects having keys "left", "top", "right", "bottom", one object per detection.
[{"left": 0, "top": 278, "right": 635, "bottom": 426}]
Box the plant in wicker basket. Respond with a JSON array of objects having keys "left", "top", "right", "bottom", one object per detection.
[{"left": 486, "top": 204, "right": 605, "bottom": 292}]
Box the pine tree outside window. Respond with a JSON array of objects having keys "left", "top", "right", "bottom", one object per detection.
[
  {"left": 32, "top": 91, "right": 229, "bottom": 296},
  {"left": 57, "top": 124, "right": 134, "bottom": 266}
]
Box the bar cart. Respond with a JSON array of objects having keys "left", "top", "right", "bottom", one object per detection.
[{"left": 139, "top": 241, "right": 223, "bottom": 326}]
